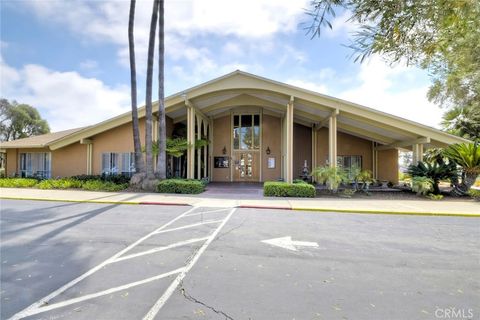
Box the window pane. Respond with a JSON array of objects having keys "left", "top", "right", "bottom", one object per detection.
[
  {"left": 253, "top": 126, "right": 260, "bottom": 149},
  {"left": 241, "top": 115, "right": 252, "bottom": 127},
  {"left": 253, "top": 114, "right": 259, "bottom": 126},
  {"left": 233, "top": 115, "right": 239, "bottom": 127},
  {"left": 240, "top": 126, "right": 252, "bottom": 149},
  {"left": 102, "top": 153, "right": 110, "bottom": 174}
]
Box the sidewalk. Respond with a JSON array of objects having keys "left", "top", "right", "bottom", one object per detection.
[{"left": 0, "top": 187, "right": 478, "bottom": 217}]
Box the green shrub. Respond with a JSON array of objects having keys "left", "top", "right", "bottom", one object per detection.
[
  {"left": 426, "top": 193, "right": 444, "bottom": 200},
  {"left": 0, "top": 178, "right": 38, "bottom": 188},
  {"left": 72, "top": 174, "right": 131, "bottom": 184},
  {"left": 468, "top": 189, "right": 480, "bottom": 201},
  {"left": 36, "top": 178, "right": 83, "bottom": 189},
  {"left": 263, "top": 181, "right": 316, "bottom": 197},
  {"left": 411, "top": 176, "right": 434, "bottom": 196},
  {"left": 340, "top": 188, "right": 356, "bottom": 198},
  {"left": 312, "top": 166, "right": 348, "bottom": 192},
  {"left": 157, "top": 179, "right": 205, "bottom": 194},
  {"left": 81, "top": 180, "right": 128, "bottom": 192}
]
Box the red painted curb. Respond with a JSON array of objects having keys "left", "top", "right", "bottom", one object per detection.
[
  {"left": 139, "top": 201, "right": 190, "bottom": 206},
  {"left": 237, "top": 205, "right": 292, "bottom": 210}
]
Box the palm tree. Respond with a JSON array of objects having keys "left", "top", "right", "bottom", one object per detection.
[
  {"left": 144, "top": 0, "right": 160, "bottom": 179},
  {"left": 443, "top": 142, "right": 480, "bottom": 193},
  {"left": 128, "top": 0, "right": 145, "bottom": 176},
  {"left": 155, "top": 0, "right": 166, "bottom": 179}
]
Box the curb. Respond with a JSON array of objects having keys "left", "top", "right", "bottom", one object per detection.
[
  {"left": 237, "top": 205, "right": 291, "bottom": 210},
  {"left": 291, "top": 207, "right": 480, "bottom": 218},
  {"left": 0, "top": 197, "right": 190, "bottom": 207}
]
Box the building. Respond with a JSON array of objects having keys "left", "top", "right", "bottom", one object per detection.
[{"left": 0, "top": 71, "right": 469, "bottom": 184}]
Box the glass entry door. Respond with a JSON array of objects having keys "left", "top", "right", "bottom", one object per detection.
[{"left": 233, "top": 152, "right": 259, "bottom": 181}]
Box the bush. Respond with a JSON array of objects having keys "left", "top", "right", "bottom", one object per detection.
[
  {"left": 157, "top": 179, "right": 205, "bottom": 194},
  {"left": 0, "top": 178, "right": 38, "bottom": 188},
  {"left": 426, "top": 194, "right": 444, "bottom": 200},
  {"left": 36, "top": 178, "right": 83, "bottom": 189},
  {"left": 81, "top": 180, "right": 128, "bottom": 192},
  {"left": 411, "top": 176, "right": 434, "bottom": 196},
  {"left": 468, "top": 189, "right": 480, "bottom": 201},
  {"left": 312, "top": 166, "right": 347, "bottom": 192},
  {"left": 72, "top": 174, "right": 131, "bottom": 184},
  {"left": 263, "top": 181, "right": 316, "bottom": 197}
]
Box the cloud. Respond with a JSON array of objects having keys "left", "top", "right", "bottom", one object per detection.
[
  {"left": 336, "top": 57, "right": 443, "bottom": 128},
  {"left": 286, "top": 79, "right": 328, "bottom": 94},
  {"left": 0, "top": 56, "right": 130, "bottom": 131}
]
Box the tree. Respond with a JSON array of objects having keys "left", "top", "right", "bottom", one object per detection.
[
  {"left": 441, "top": 106, "right": 480, "bottom": 142},
  {"left": 0, "top": 99, "right": 50, "bottom": 141},
  {"left": 305, "top": 1, "right": 480, "bottom": 138},
  {"left": 442, "top": 142, "right": 480, "bottom": 193},
  {"left": 155, "top": 0, "right": 166, "bottom": 179},
  {"left": 128, "top": 0, "right": 145, "bottom": 176},
  {"left": 144, "top": 0, "right": 160, "bottom": 179}
]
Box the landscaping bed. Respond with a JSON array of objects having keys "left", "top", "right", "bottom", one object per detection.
[{"left": 0, "top": 176, "right": 128, "bottom": 192}]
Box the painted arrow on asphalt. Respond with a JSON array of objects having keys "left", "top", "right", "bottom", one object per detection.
[{"left": 261, "top": 236, "right": 319, "bottom": 251}]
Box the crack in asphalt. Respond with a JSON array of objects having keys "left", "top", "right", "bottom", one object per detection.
[{"left": 180, "top": 284, "right": 234, "bottom": 320}]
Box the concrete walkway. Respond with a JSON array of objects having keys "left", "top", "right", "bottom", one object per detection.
[{"left": 0, "top": 187, "right": 478, "bottom": 217}]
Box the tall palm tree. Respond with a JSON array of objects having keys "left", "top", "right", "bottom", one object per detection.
[
  {"left": 128, "top": 0, "right": 145, "bottom": 175},
  {"left": 144, "top": 0, "right": 160, "bottom": 178},
  {"left": 155, "top": 0, "right": 166, "bottom": 179}
]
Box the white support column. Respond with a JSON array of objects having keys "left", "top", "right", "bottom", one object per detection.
[
  {"left": 196, "top": 116, "right": 202, "bottom": 179},
  {"left": 328, "top": 111, "right": 338, "bottom": 168},
  {"left": 285, "top": 96, "right": 294, "bottom": 183},
  {"left": 186, "top": 105, "right": 195, "bottom": 179},
  {"left": 203, "top": 119, "right": 208, "bottom": 179},
  {"left": 412, "top": 143, "right": 424, "bottom": 165},
  {"left": 311, "top": 126, "right": 317, "bottom": 182},
  {"left": 208, "top": 118, "right": 213, "bottom": 181}
]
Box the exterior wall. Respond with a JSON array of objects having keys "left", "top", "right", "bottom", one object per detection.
[
  {"left": 377, "top": 149, "right": 399, "bottom": 184},
  {"left": 51, "top": 143, "right": 87, "bottom": 177},
  {"left": 315, "top": 128, "right": 373, "bottom": 170},
  {"left": 262, "top": 114, "right": 282, "bottom": 181},
  {"left": 211, "top": 115, "right": 231, "bottom": 182},
  {"left": 293, "top": 123, "right": 312, "bottom": 179},
  {"left": 5, "top": 149, "right": 18, "bottom": 177},
  {"left": 5, "top": 147, "right": 50, "bottom": 177},
  {"left": 91, "top": 119, "right": 146, "bottom": 175}
]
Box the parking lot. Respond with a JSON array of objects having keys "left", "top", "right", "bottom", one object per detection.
[{"left": 1, "top": 199, "right": 479, "bottom": 319}]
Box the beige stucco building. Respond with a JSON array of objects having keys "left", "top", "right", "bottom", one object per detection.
[{"left": 0, "top": 71, "right": 469, "bottom": 184}]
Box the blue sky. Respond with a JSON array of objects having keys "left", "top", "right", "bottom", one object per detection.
[{"left": 1, "top": 0, "right": 444, "bottom": 131}]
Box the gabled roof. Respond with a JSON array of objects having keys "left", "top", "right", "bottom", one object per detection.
[
  {"left": 1, "top": 70, "right": 470, "bottom": 150},
  {"left": 0, "top": 127, "right": 86, "bottom": 149}
]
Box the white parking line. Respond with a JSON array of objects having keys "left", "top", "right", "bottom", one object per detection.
[
  {"left": 143, "top": 207, "right": 237, "bottom": 320},
  {"left": 16, "top": 268, "right": 185, "bottom": 317},
  {"left": 183, "top": 208, "right": 230, "bottom": 217},
  {"left": 154, "top": 219, "right": 224, "bottom": 234},
  {"left": 9, "top": 206, "right": 199, "bottom": 320},
  {"left": 112, "top": 236, "right": 210, "bottom": 263}
]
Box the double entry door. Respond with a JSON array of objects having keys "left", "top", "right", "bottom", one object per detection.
[{"left": 232, "top": 151, "right": 259, "bottom": 182}]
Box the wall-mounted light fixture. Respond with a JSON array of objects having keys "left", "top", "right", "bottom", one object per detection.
[
  {"left": 222, "top": 146, "right": 227, "bottom": 155},
  {"left": 266, "top": 146, "right": 271, "bottom": 155}
]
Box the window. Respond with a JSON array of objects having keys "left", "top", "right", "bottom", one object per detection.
[
  {"left": 233, "top": 114, "right": 260, "bottom": 150},
  {"left": 102, "top": 152, "right": 135, "bottom": 175},
  {"left": 121, "top": 153, "right": 135, "bottom": 175},
  {"left": 19, "top": 152, "right": 51, "bottom": 178},
  {"left": 337, "top": 155, "right": 362, "bottom": 179}
]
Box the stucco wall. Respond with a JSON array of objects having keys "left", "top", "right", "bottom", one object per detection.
[
  {"left": 262, "top": 114, "right": 282, "bottom": 181},
  {"left": 293, "top": 123, "right": 312, "bottom": 179},
  {"left": 315, "top": 128, "right": 373, "bottom": 171},
  {"left": 212, "top": 115, "right": 231, "bottom": 182},
  {"left": 5, "top": 149, "right": 18, "bottom": 177},
  {"left": 51, "top": 143, "right": 87, "bottom": 177},
  {"left": 377, "top": 149, "right": 399, "bottom": 184}
]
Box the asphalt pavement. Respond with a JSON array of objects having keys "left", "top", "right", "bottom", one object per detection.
[{"left": 1, "top": 200, "right": 478, "bottom": 320}]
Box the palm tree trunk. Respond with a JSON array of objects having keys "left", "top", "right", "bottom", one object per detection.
[
  {"left": 155, "top": 0, "right": 166, "bottom": 179},
  {"left": 128, "top": 0, "right": 145, "bottom": 175},
  {"left": 145, "top": 0, "right": 159, "bottom": 178}
]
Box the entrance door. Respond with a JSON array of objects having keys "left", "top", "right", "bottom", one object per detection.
[{"left": 233, "top": 152, "right": 259, "bottom": 181}]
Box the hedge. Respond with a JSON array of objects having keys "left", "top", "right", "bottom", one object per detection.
[
  {"left": 157, "top": 179, "right": 205, "bottom": 194},
  {"left": 0, "top": 177, "right": 128, "bottom": 192},
  {"left": 468, "top": 189, "right": 480, "bottom": 201},
  {"left": 263, "top": 181, "right": 316, "bottom": 198},
  {"left": 0, "top": 178, "right": 38, "bottom": 188}
]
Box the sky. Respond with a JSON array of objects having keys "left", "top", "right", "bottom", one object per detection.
[{"left": 1, "top": 0, "right": 445, "bottom": 132}]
